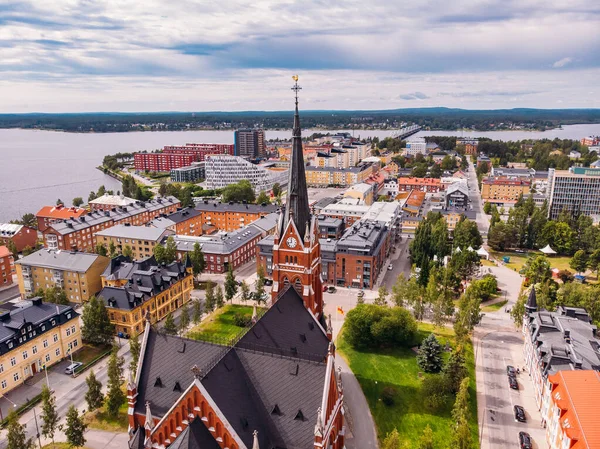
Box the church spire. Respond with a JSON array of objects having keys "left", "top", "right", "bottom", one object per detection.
[{"left": 282, "top": 75, "right": 311, "bottom": 241}]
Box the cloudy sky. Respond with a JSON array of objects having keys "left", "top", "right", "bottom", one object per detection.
[{"left": 1, "top": 0, "right": 599, "bottom": 112}]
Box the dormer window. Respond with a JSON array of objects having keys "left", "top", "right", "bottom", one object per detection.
[
  {"left": 66, "top": 313, "right": 71, "bottom": 319},
  {"left": 51, "top": 319, "right": 56, "bottom": 326}
]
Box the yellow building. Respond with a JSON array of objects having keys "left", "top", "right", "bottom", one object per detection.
[
  {"left": 343, "top": 183, "right": 374, "bottom": 205},
  {"left": 98, "top": 256, "right": 193, "bottom": 336},
  {"left": 15, "top": 249, "right": 110, "bottom": 303},
  {"left": 481, "top": 177, "right": 531, "bottom": 203},
  {"left": 0, "top": 298, "right": 81, "bottom": 394},
  {"left": 95, "top": 225, "right": 173, "bottom": 261}
]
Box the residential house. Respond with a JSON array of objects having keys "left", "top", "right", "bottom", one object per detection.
[
  {"left": 150, "top": 208, "right": 203, "bottom": 236},
  {"left": 36, "top": 205, "right": 87, "bottom": 232},
  {"left": 0, "top": 246, "right": 13, "bottom": 287},
  {"left": 95, "top": 225, "right": 174, "bottom": 260},
  {"left": 0, "top": 223, "right": 38, "bottom": 253}
]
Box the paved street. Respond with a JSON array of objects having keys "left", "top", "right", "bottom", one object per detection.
[
  {"left": 466, "top": 159, "right": 490, "bottom": 237},
  {"left": 380, "top": 237, "right": 411, "bottom": 291},
  {"left": 475, "top": 263, "right": 546, "bottom": 449}
]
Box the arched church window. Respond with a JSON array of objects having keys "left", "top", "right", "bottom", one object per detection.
[
  {"left": 294, "top": 278, "right": 302, "bottom": 294},
  {"left": 283, "top": 277, "right": 290, "bottom": 288}
]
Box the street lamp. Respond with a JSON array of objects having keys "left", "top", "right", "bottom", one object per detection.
[{"left": 0, "top": 392, "right": 18, "bottom": 421}]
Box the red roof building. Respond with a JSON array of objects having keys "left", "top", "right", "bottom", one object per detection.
[
  {"left": 544, "top": 371, "right": 600, "bottom": 449},
  {"left": 0, "top": 245, "right": 13, "bottom": 287},
  {"left": 397, "top": 177, "right": 443, "bottom": 193},
  {"left": 36, "top": 205, "right": 88, "bottom": 232}
]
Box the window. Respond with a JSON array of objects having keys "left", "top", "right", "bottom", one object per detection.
[
  {"left": 41, "top": 325, "right": 46, "bottom": 331},
  {"left": 53, "top": 334, "right": 59, "bottom": 343},
  {"left": 32, "top": 345, "right": 38, "bottom": 355},
  {"left": 7, "top": 341, "right": 12, "bottom": 349},
  {"left": 13, "top": 373, "right": 19, "bottom": 382},
  {"left": 71, "top": 325, "right": 76, "bottom": 333},
  {"left": 1, "top": 380, "right": 6, "bottom": 389},
  {"left": 22, "top": 351, "right": 28, "bottom": 360},
  {"left": 66, "top": 328, "right": 71, "bottom": 336},
  {"left": 10, "top": 357, "right": 16, "bottom": 367},
  {"left": 0, "top": 363, "right": 3, "bottom": 373},
  {"left": 45, "top": 354, "right": 51, "bottom": 363},
  {"left": 55, "top": 348, "right": 60, "bottom": 357},
  {"left": 43, "top": 339, "right": 48, "bottom": 348}
]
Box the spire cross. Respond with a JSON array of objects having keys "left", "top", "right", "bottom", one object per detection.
[{"left": 291, "top": 75, "right": 301, "bottom": 106}]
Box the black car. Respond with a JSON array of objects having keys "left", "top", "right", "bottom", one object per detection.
[
  {"left": 518, "top": 431, "right": 532, "bottom": 449},
  {"left": 507, "top": 365, "right": 517, "bottom": 377},
  {"left": 514, "top": 405, "right": 526, "bottom": 422},
  {"left": 509, "top": 376, "right": 518, "bottom": 390}
]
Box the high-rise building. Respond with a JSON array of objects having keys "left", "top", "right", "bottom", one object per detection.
[
  {"left": 234, "top": 128, "right": 265, "bottom": 158},
  {"left": 548, "top": 167, "right": 600, "bottom": 219}
]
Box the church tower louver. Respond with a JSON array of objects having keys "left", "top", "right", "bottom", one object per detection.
[{"left": 271, "top": 76, "right": 324, "bottom": 319}]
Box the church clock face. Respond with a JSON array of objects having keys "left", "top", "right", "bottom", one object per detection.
[{"left": 286, "top": 237, "right": 298, "bottom": 248}]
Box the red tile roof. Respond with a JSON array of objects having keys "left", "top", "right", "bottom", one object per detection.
[
  {"left": 548, "top": 371, "right": 600, "bottom": 449},
  {"left": 0, "top": 245, "right": 11, "bottom": 258},
  {"left": 398, "top": 177, "right": 441, "bottom": 186},
  {"left": 36, "top": 205, "right": 88, "bottom": 219}
]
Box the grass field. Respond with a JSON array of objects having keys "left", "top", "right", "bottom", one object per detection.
[
  {"left": 84, "top": 395, "right": 128, "bottom": 432},
  {"left": 482, "top": 300, "right": 508, "bottom": 312},
  {"left": 490, "top": 250, "right": 571, "bottom": 273},
  {"left": 73, "top": 344, "right": 111, "bottom": 366},
  {"left": 187, "top": 305, "right": 255, "bottom": 343},
  {"left": 42, "top": 444, "right": 91, "bottom": 449},
  {"left": 337, "top": 323, "right": 478, "bottom": 448}
]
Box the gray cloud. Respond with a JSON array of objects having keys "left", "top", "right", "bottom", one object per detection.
[{"left": 398, "top": 92, "right": 430, "bottom": 100}]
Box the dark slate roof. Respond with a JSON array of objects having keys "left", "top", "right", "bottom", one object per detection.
[
  {"left": 98, "top": 256, "right": 189, "bottom": 310},
  {"left": 135, "top": 331, "right": 224, "bottom": 416},
  {"left": 169, "top": 417, "right": 221, "bottom": 449},
  {"left": 526, "top": 286, "right": 537, "bottom": 311},
  {"left": 195, "top": 201, "right": 278, "bottom": 215},
  {"left": 128, "top": 428, "right": 145, "bottom": 449},
  {"left": 237, "top": 287, "right": 330, "bottom": 362},
  {"left": 150, "top": 208, "right": 201, "bottom": 229}
]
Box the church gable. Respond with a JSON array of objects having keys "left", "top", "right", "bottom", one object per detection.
[{"left": 280, "top": 218, "right": 304, "bottom": 251}]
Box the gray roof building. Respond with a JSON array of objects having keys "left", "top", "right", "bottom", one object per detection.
[
  {"left": 194, "top": 200, "right": 278, "bottom": 215},
  {"left": 248, "top": 212, "right": 279, "bottom": 235},
  {"left": 171, "top": 226, "right": 263, "bottom": 256},
  {"left": 95, "top": 224, "right": 173, "bottom": 242},
  {"left": 15, "top": 248, "right": 104, "bottom": 272},
  {"left": 149, "top": 208, "right": 201, "bottom": 229},
  {"left": 336, "top": 219, "right": 388, "bottom": 256}
]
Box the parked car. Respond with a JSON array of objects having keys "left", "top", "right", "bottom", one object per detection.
[
  {"left": 514, "top": 405, "right": 526, "bottom": 422},
  {"left": 388, "top": 264, "right": 393, "bottom": 270},
  {"left": 327, "top": 286, "right": 337, "bottom": 293},
  {"left": 322, "top": 285, "right": 328, "bottom": 292},
  {"left": 518, "top": 431, "right": 532, "bottom": 449},
  {"left": 507, "top": 365, "right": 517, "bottom": 377},
  {"left": 509, "top": 376, "right": 519, "bottom": 390},
  {"left": 264, "top": 279, "right": 273, "bottom": 286},
  {"left": 65, "top": 362, "right": 83, "bottom": 375}
]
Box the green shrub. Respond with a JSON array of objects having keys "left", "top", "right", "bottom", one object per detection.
[
  {"left": 381, "top": 386, "right": 397, "bottom": 406},
  {"left": 232, "top": 313, "right": 252, "bottom": 328},
  {"left": 344, "top": 304, "right": 417, "bottom": 349}
]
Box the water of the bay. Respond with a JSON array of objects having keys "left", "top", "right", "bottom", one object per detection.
[{"left": 1, "top": 123, "right": 600, "bottom": 222}]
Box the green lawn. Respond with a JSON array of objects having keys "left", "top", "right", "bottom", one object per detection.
[
  {"left": 72, "top": 344, "right": 111, "bottom": 366},
  {"left": 83, "top": 394, "right": 128, "bottom": 432},
  {"left": 42, "top": 444, "right": 92, "bottom": 449},
  {"left": 482, "top": 300, "right": 508, "bottom": 312},
  {"left": 337, "top": 323, "right": 478, "bottom": 448},
  {"left": 490, "top": 250, "right": 571, "bottom": 273},
  {"left": 187, "top": 305, "right": 255, "bottom": 343}
]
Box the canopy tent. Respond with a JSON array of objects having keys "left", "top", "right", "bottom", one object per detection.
[
  {"left": 467, "top": 246, "right": 474, "bottom": 252},
  {"left": 540, "top": 245, "right": 557, "bottom": 255},
  {"left": 476, "top": 247, "right": 489, "bottom": 260}
]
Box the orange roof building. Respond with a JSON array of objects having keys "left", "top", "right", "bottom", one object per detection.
[
  {"left": 397, "top": 177, "right": 443, "bottom": 193},
  {"left": 36, "top": 205, "right": 88, "bottom": 232},
  {"left": 544, "top": 371, "right": 600, "bottom": 449}
]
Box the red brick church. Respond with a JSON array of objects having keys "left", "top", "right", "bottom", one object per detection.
[{"left": 127, "top": 78, "right": 345, "bottom": 449}]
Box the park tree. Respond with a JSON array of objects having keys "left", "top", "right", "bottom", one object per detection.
[
  {"left": 381, "top": 428, "right": 402, "bottom": 449},
  {"left": 129, "top": 336, "right": 141, "bottom": 374},
  {"left": 451, "top": 377, "right": 473, "bottom": 449},
  {"left": 443, "top": 346, "right": 467, "bottom": 394},
  {"left": 374, "top": 286, "right": 389, "bottom": 306},
  {"left": 510, "top": 292, "right": 527, "bottom": 327},
  {"left": 588, "top": 249, "right": 600, "bottom": 278},
  {"left": 416, "top": 333, "right": 443, "bottom": 373},
  {"left": 40, "top": 384, "right": 59, "bottom": 444},
  {"left": 189, "top": 243, "right": 206, "bottom": 278},
  {"left": 487, "top": 221, "right": 515, "bottom": 251},
  {"left": 158, "top": 180, "right": 168, "bottom": 197},
  {"left": 95, "top": 243, "right": 108, "bottom": 256},
  {"left": 6, "top": 411, "right": 34, "bottom": 449},
  {"left": 163, "top": 236, "right": 178, "bottom": 264},
  {"left": 205, "top": 281, "right": 216, "bottom": 312},
  {"left": 538, "top": 221, "right": 574, "bottom": 255},
  {"left": 272, "top": 182, "right": 282, "bottom": 197},
  {"left": 6, "top": 239, "right": 18, "bottom": 256},
  {"left": 109, "top": 240, "right": 117, "bottom": 257},
  {"left": 256, "top": 190, "right": 270, "bottom": 204},
  {"left": 88, "top": 191, "right": 97, "bottom": 202},
  {"left": 483, "top": 202, "right": 492, "bottom": 214},
  {"left": 221, "top": 180, "right": 256, "bottom": 203},
  {"left": 215, "top": 285, "right": 225, "bottom": 309},
  {"left": 429, "top": 163, "right": 442, "bottom": 178},
  {"left": 122, "top": 245, "right": 134, "bottom": 259},
  {"left": 72, "top": 197, "right": 84, "bottom": 207},
  {"left": 192, "top": 298, "right": 203, "bottom": 324},
  {"left": 85, "top": 370, "right": 104, "bottom": 412},
  {"left": 344, "top": 304, "right": 417, "bottom": 349},
  {"left": 570, "top": 250, "right": 588, "bottom": 274},
  {"left": 82, "top": 296, "right": 115, "bottom": 345},
  {"left": 224, "top": 265, "right": 238, "bottom": 302},
  {"left": 254, "top": 265, "right": 266, "bottom": 304},
  {"left": 417, "top": 425, "right": 434, "bottom": 449},
  {"left": 65, "top": 405, "right": 87, "bottom": 448},
  {"left": 162, "top": 312, "right": 177, "bottom": 335},
  {"left": 522, "top": 255, "right": 552, "bottom": 285},
  {"left": 34, "top": 286, "right": 69, "bottom": 305},
  {"left": 240, "top": 281, "right": 251, "bottom": 302},
  {"left": 153, "top": 244, "right": 165, "bottom": 264},
  {"left": 179, "top": 302, "right": 190, "bottom": 334},
  {"left": 454, "top": 284, "right": 482, "bottom": 340},
  {"left": 106, "top": 349, "right": 125, "bottom": 418},
  {"left": 453, "top": 217, "right": 482, "bottom": 250}
]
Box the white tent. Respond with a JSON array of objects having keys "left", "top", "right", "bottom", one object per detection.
[
  {"left": 476, "top": 247, "right": 489, "bottom": 260},
  {"left": 540, "top": 245, "right": 557, "bottom": 255},
  {"left": 455, "top": 246, "right": 462, "bottom": 253},
  {"left": 467, "top": 246, "right": 474, "bottom": 252}
]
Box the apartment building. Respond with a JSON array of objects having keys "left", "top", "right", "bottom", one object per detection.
[
  {"left": 319, "top": 202, "right": 371, "bottom": 226},
  {"left": 580, "top": 136, "right": 600, "bottom": 147},
  {"left": 0, "top": 223, "right": 38, "bottom": 253},
  {"left": 42, "top": 197, "right": 180, "bottom": 252},
  {"left": 397, "top": 177, "right": 443, "bottom": 193},
  {"left": 204, "top": 155, "right": 289, "bottom": 193},
  {"left": 547, "top": 167, "right": 600, "bottom": 220},
  {"left": 523, "top": 297, "right": 600, "bottom": 409},
  {"left": 88, "top": 194, "right": 137, "bottom": 212},
  {"left": 343, "top": 183, "right": 374, "bottom": 205},
  {"left": 134, "top": 152, "right": 196, "bottom": 172},
  {"left": 456, "top": 138, "right": 479, "bottom": 155},
  {"left": 404, "top": 137, "right": 427, "bottom": 156},
  {"left": 172, "top": 226, "right": 263, "bottom": 274},
  {"left": 170, "top": 162, "right": 205, "bottom": 183},
  {"left": 36, "top": 205, "right": 88, "bottom": 232},
  {"left": 305, "top": 164, "right": 375, "bottom": 187},
  {"left": 98, "top": 256, "right": 193, "bottom": 336},
  {"left": 15, "top": 249, "right": 109, "bottom": 302},
  {"left": 163, "top": 143, "right": 234, "bottom": 159},
  {"left": 403, "top": 190, "right": 426, "bottom": 217},
  {"left": 150, "top": 208, "right": 203, "bottom": 236},
  {"left": 0, "top": 298, "right": 80, "bottom": 395},
  {"left": 95, "top": 225, "right": 173, "bottom": 260},
  {"left": 0, "top": 246, "right": 13, "bottom": 287},
  {"left": 445, "top": 183, "right": 469, "bottom": 208},
  {"left": 481, "top": 176, "right": 531, "bottom": 203},
  {"left": 440, "top": 209, "right": 476, "bottom": 231},
  {"left": 543, "top": 371, "right": 600, "bottom": 449},
  {"left": 194, "top": 200, "right": 278, "bottom": 233},
  {"left": 234, "top": 129, "right": 265, "bottom": 158}
]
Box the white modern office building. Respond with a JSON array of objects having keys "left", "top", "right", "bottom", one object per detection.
[
  {"left": 204, "top": 155, "right": 289, "bottom": 194},
  {"left": 404, "top": 137, "right": 428, "bottom": 156},
  {"left": 547, "top": 167, "right": 600, "bottom": 220}
]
